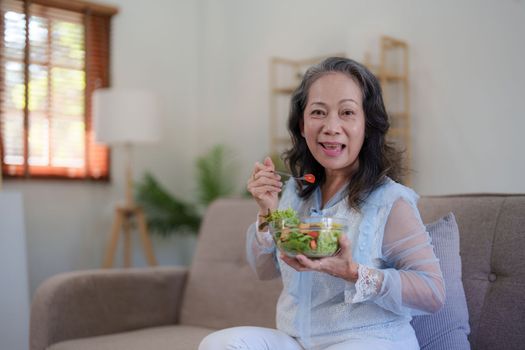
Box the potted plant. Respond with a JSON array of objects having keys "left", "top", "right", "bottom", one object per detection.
[{"left": 135, "top": 144, "right": 237, "bottom": 237}]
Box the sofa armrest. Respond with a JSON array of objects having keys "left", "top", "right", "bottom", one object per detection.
[{"left": 30, "top": 266, "right": 188, "bottom": 350}]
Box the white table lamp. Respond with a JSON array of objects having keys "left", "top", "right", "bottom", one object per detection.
[
  {"left": 93, "top": 88, "right": 161, "bottom": 268},
  {"left": 94, "top": 89, "right": 160, "bottom": 145}
]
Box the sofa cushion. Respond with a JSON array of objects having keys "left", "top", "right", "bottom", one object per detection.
[
  {"left": 47, "top": 325, "right": 214, "bottom": 350},
  {"left": 411, "top": 213, "right": 470, "bottom": 350}
]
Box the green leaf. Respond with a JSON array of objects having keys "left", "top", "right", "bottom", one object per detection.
[
  {"left": 135, "top": 172, "right": 201, "bottom": 237},
  {"left": 195, "top": 144, "right": 235, "bottom": 206}
]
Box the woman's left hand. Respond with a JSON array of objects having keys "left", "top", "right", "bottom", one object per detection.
[{"left": 280, "top": 235, "right": 359, "bottom": 283}]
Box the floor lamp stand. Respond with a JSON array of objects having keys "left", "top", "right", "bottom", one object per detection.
[{"left": 102, "top": 144, "right": 157, "bottom": 268}]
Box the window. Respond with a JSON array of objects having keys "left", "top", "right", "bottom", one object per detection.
[{"left": 0, "top": 0, "right": 117, "bottom": 180}]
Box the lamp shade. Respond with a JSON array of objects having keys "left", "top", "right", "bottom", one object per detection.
[{"left": 93, "top": 88, "right": 161, "bottom": 144}]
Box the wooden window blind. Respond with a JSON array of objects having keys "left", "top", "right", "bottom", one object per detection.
[{"left": 0, "top": 0, "right": 117, "bottom": 180}]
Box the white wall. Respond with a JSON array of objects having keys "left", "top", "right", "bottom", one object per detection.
[
  {"left": 2, "top": 0, "right": 524, "bottom": 297},
  {"left": 110, "top": 0, "right": 201, "bottom": 200}
]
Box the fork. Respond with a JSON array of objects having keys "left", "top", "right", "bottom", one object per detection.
[{"left": 274, "top": 170, "right": 316, "bottom": 184}]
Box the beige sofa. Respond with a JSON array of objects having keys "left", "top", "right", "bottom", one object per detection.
[{"left": 30, "top": 195, "right": 525, "bottom": 350}]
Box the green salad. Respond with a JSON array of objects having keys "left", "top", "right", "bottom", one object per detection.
[{"left": 264, "top": 208, "right": 344, "bottom": 257}]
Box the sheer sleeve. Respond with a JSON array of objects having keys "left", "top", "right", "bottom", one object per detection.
[
  {"left": 246, "top": 220, "right": 280, "bottom": 280},
  {"left": 352, "top": 199, "right": 445, "bottom": 316},
  {"left": 246, "top": 179, "right": 298, "bottom": 280}
]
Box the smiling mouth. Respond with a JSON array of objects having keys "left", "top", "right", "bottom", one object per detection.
[{"left": 319, "top": 142, "right": 346, "bottom": 151}]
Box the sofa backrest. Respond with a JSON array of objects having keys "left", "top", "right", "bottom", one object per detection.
[
  {"left": 418, "top": 194, "right": 525, "bottom": 350},
  {"left": 180, "top": 198, "right": 281, "bottom": 329},
  {"left": 180, "top": 195, "right": 525, "bottom": 350}
]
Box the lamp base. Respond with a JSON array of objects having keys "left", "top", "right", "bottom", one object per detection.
[{"left": 102, "top": 204, "right": 157, "bottom": 268}]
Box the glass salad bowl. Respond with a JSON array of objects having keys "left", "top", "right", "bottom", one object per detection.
[{"left": 269, "top": 216, "right": 347, "bottom": 258}]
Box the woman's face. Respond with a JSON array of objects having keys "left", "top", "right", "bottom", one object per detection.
[{"left": 301, "top": 72, "right": 366, "bottom": 177}]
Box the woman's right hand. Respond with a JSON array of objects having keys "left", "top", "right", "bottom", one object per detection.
[{"left": 247, "top": 156, "right": 282, "bottom": 216}]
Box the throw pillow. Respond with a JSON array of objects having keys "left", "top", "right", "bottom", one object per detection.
[{"left": 410, "top": 212, "right": 471, "bottom": 350}]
